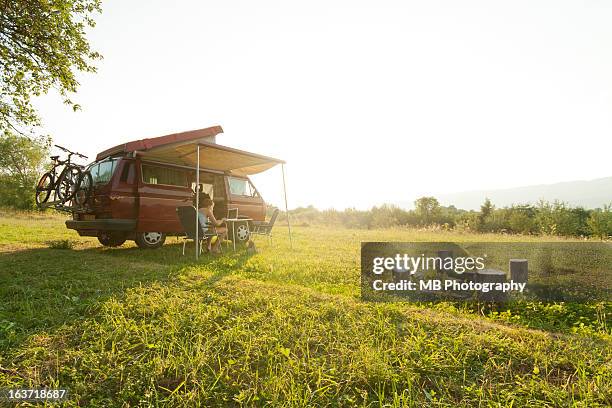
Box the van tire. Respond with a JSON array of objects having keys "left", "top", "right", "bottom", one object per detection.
[
  {"left": 135, "top": 232, "right": 166, "bottom": 249},
  {"left": 98, "top": 231, "right": 127, "bottom": 247},
  {"left": 229, "top": 221, "right": 251, "bottom": 246}
]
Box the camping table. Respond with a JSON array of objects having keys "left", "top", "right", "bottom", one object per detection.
[{"left": 225, "top": 218, "right": 252, "bottom": 251}]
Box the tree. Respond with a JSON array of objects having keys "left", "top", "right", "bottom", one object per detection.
[
  {"left": 535, "top": 200, "right": 584, "bottom": 237},
  {"left": 0, "top": 133, "right": 49, "bottom": 208},
  {"left": 414, "top": 196, "right": 441, "bottom": 225},
  {"left": 0, "top": 0, "right": 102, "bottom": 135},
  {"left": 506, "top": 205, "right": 537, "bottom": 234},
  {"left": 587, "top": 204, "right": 612, "bottom": 239},
  {"left": 479, "top": 198, "right": 493, "bottom": 220}
]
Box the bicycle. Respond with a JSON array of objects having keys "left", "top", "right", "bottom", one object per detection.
[
  {"left": 73, "top": 168, "right": 93, "bottom": 207},
  {"left": 35, "top": 145, "right": 89, "bottom": 207}
]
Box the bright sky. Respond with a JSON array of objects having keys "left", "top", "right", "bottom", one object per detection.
[{"left": 34, "top": 0, "right": 612, "bottom": 210}]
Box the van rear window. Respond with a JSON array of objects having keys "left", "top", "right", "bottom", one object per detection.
[
  {"left": 142, "top": 164, "right": 188, "bottom": 187},
  {"left": 88, "top": 158, "right": 119, "bottom": 185}
]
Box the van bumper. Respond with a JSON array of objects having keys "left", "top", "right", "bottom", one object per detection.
[{"left": 65, "top": 219, "right": 137, "bottom": 232}]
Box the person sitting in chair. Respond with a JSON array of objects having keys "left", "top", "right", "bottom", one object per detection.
[
  {"left": 198, "top": 198, "right": 227, "bottom": 253},
  {"left": 193, "top": 185, "right": 211, "bottom": 207}
]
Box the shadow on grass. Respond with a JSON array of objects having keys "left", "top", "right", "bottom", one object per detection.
[{"left": 0, "top": 241, "right": 255, "bottom": 353}]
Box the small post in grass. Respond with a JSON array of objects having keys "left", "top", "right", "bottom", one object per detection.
[
  {"left": 510, "top": 259, "right": 528, "bottom": 283},
  {"left": 476, "top": 269, "right": 507, "bottom": 302}
]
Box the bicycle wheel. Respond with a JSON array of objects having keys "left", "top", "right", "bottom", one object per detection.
[
  {"left": 56, "top": 166, "right": 82, "bottom": 203},
  {"left": 74, "top": 170, "right": 93, "bottom": 206},
  {"left": 35, "top": 172, "right": 54, "bottom": 206}
]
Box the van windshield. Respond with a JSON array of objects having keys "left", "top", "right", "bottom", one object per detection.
[
  {"left": 228, "top": 177, "right": 258, "bottom": 197},
  {"left": 88, "top": 158, "right": 119, "bottom": 185}
]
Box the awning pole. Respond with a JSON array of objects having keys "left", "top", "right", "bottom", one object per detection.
[
  {"left": 195, "top": 144, "right": 200, "bottom": 260},
  {"left": 281, "top": 163, "right": 293, "bottom": 249}
]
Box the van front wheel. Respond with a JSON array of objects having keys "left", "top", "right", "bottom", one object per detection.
[{"left": 135, "top": 232, "right": 166, "bottom": 249}]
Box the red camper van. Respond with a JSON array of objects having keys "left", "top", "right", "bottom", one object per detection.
[{"left": 65, "top": 126, "right": 283, "bottom": 249}]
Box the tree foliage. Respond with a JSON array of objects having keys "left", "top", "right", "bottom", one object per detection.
[
  {"left": 0, "top": 133, "right": 49, "bottom": 208},
  {"left": 414, "top": 196, "right": 441, "bottom": 225},
  {"left": 284, "top": 198, "right": 612, "bottom": 239},
  {"left": 587, "top": 205, "right": 612, "bottom": 239},
  {"left": 0, "top": 0, "right": 102, "bottom": 135},
  {"left": 479, "top": 198, "right": 493, "bottom": 222}
]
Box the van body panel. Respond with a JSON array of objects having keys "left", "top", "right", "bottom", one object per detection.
[
  {"left": 137, "top": 185, "right": 193, "bottom": 232},
  {"left": 229, "top": 195, "right": 266, "bottom": 220},
  {"left": 137, "top": 159, "right": 194, "bottom": 232},
  {"left": 110, "top": 159, "right": 138, "bottom": 219}
]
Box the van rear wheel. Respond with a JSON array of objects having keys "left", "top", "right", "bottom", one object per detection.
[
  {"left": 98, "top": 231, "right": 127, "bottom": 247},
  {"left": 135, "top": 232, "right": 166, "bottom": 249}
]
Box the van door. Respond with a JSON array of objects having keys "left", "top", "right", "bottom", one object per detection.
[
  {"left": 88, "top": 157, "right": 120, "bottom": 218},
  {"left": 226, "top": 176, "right": 265, "bottom": 221},
  {"left": 137, "top": 162, "right": 194, "bottom": 233},
  {"left": 110, "top": 159, "right": 138, "bottom": 219}
]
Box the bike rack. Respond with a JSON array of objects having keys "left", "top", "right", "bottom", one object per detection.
[{"left": 38, "top": 201, "right": 91, "bottom": 214}]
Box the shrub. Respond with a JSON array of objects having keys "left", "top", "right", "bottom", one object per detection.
[
  {"left": 536, "top": 201, "right": 585, "bottom": 237},
  {"left": 47, "top": 239, "right": 76, "bottom": 250},
  {"left": 506, "top": 205, "right": 537, "bottom": 234},
  {"left": 587, "top": 204, "right": 612, "bottom": 239}
]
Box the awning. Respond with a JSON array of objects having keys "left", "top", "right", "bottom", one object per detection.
[
  {"left": 97, "top": 126, "right": 284, "bottom": 176},
  {"left": 139, "top": 140, "right": 284, "bottom": 176}
]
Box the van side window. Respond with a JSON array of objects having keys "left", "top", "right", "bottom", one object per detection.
[
  {"left": 120, "top": 162, "right": 134, "bottom": 183},
  {"left": 228, "top": 177, "right": 258, "bottom": 197},
  {"left": 142, "top": 164, "right": 188, "bottom": 187}
]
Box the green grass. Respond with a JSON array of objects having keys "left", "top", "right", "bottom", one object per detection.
[{"left": 0, "top": 211, "right": 610, "bottom": 406}]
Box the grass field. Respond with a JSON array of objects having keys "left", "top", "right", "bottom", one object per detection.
[{"left": 0, "top": 210, "right": 610, "bottom": 407}]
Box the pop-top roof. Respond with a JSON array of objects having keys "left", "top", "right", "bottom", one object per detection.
[{"left": 96, "top": 126, "right": 284, "bottom": 176}]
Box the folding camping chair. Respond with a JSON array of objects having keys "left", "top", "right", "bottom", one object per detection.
[
  {"left": 176, "top": 206, "right": 220, "bottom": 255},
  {"left": 251, "top": 209, "right": 279, "bottom": 244}
]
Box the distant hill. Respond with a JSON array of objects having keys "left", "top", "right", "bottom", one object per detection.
[{"left": 399, "top": 177, "right": 612, "bottom": 211}]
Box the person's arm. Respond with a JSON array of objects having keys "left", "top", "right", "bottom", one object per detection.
[{"left": 206, "top": 209, "right": 225, "bottom": 227}]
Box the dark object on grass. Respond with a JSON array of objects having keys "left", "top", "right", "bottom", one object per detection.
[
  {"left": 247, "top": 240, "right": 257, "bottom": 254},
  {"left": 510, "top": 259, "right": 528, "bottom": 283}
]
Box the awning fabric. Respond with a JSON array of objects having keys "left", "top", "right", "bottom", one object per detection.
[
  {"left": 96, "top": 126, "right": 284, "bottom": 176},
  {"left": 141, "top": 141, "right": 284, "bottom": 176}
]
